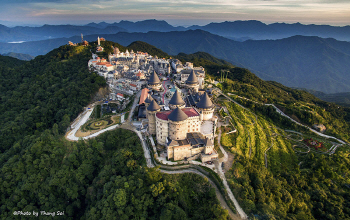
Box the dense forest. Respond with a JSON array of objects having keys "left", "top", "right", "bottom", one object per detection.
[
  {"left": 0, "top": 128, "right": 227, "bottom": 219},
  {"left": 0, "top": 44, "right": 106, "bottom": 154}
]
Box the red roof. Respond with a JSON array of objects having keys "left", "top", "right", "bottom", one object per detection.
[
  {"left": 96, "top": 62, "right": 108, "bottom": 65},
  {"left": 117, "top": 93, "right": 123, "bottom": 97},
  {"left": 139, "top": 88, "right": 150, "bottom": 105},
  {"left": 136, "top": 71, "right": 144, "bottom": 77},
  {"left": 105, "top": 64, "right": 113, "bottom": 67},
  {"left": 130, "top": 84, "right": 137, "bottom": 87},
  {"left": 156, "top": 108, "right": 199, "bottom": 121}
]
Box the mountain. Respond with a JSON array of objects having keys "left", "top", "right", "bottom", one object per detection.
[
  {"left": 188, "top": 20, "right": 350, "bottom": 41},
  {"left": 84, "top": 30, "right": 350, "bottom": 93},
  {"left": 112, "top": 19, "right": 186, "bottom": 32},
  {"left": 0, "top": 20, "right": 185, "bottom": 43},
  {"left": 0, "top": 24, "right": 127, "bottom": 43},
  {"left": 308, "top": 90, "right": 350, "bottom": 106},
  {"left": 2, "top": 52, "right": 34, "bottom": 61},
  {"left": 0, "top": 41, "right": 349, "bottom": 220},
  {"left": 1, "top": 30, "right": 350, "bottom": 93},
  {"left": 0, "top": 44, "right": 228, "bottom": 219},
  {"left": 2, "top": 20, "right": 350, "bottom": 43},
  {"left": 0, "top": 53, "right": 27, "bottom": 67}
]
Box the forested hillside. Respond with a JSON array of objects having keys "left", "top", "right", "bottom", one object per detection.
[
  {"left": 188, "top": 62, "right": 350, "bottom": 219},
  {"left": 0, "top": 43, "right": 228, "bottom": 219},
  {"left": 0, "top": 128, "right": 227, "bottom": 219},
  {"left": 0, "top": 45, "right": 106, "bottom": 155}
]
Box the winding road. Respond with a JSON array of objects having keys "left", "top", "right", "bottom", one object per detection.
[{"left": 65, "top": 89, "right": 247, "bottom": 219}]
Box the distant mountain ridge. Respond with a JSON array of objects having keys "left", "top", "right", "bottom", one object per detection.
[
  {"left": 2, "top": 52, "right": 34, "bottom": 61},
  {"left": 1, "top": 30, "right": 350, "bottom": 93},
  {"left": 0, "top": 19, "right": 185, "bottom": 43},
  {"left": 1, "top": 19, "right": 350, "bottom": 43},
  {"left": 188, "top": 20, "right": 350, "bottom": 41}
]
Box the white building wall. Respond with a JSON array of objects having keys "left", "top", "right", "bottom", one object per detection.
[{"left": 156, "top": 117, "right": 169, "bottom": 145}]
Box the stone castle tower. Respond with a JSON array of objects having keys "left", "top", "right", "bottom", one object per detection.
[
  {"left": 196, "top": 93, "right": 215, "bottom": 121},
  {"left": 185, "top": 71, "right": 199, "bottom": 92},
  {"left": 168, "top": 90, "right": 185, "bottom": 110},
  {"left": 168, "top": 107, "right": 188, "bottom": 140},
  {"left": 148, "top": 72, "right": 162, "bottom": 91},
  {"left": 147, "top": 99, "right": 161, "bottom": 135}
]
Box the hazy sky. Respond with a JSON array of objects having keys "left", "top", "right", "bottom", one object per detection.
[{"left": 1, "top": 0, "right": 350, "bottom": 27}]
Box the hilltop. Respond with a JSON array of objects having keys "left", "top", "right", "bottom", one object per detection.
[{"left": 0, "top": 41, "right": 349, "bottom": 219}]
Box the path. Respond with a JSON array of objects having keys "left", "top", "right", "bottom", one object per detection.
[
  {"left": 161, "top": 169, "right": 240, "bottom": 220},
  {"left": 128, "top": 90, "right": 142, "bottom": 122},
  {"left": 219, "top": 90, "right": 348, "bottom": 153},
  {"left": 65, "top": 88, "right": 249, "bottom": 219}
]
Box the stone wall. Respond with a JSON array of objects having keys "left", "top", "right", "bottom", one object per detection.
[
  {"left": 169, "top": 120, "right": 188, "bottom": 140},
  {"left": 147, "top": 111, "right": 157, "bottom": 135},
  {"left": 156, "top": 117, "right": 169, "bottom": 145},
  {"left": 173, "top": 145, "right": 191, "bottom": 161}
]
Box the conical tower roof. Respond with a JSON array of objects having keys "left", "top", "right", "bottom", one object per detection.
[
  {"left": 169, "top": 90, "right": 185, "bottom": 106},
  {"left": 145, "top": 94, "right": 153, "bottom": 103},
  {"left": 186, "top": 70, "right": 198, "bottom": 84},
  {"left": 196, "top": 93, "right": 214, "bottom": 109},
  {"left": 147, "top": 99, "right": 161, "bottom": 111},
  {"left": 168, "top": 107, "right": 188, "bottom": 122},
  {"left": 148, "top": 72, "right": 161, "bottom": 84}
]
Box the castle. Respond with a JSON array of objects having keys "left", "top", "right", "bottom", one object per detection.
[{"left": 145, "top": 71, "right": 218, "bottom": 162}]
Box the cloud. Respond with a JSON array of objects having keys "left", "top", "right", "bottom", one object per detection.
[{"left": 0, "top": 0, "right": 350, "bottom": 26}]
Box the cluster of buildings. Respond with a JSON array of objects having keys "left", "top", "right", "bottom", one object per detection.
[
  {"left": 83, "top": 38, "right": 218, "bottom": 162},
  {"left": 140, "top": 69, "right": 219, "bottom": 163}
]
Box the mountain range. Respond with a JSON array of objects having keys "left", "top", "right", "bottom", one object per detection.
[
  {"left": 2, "top": 29, "right": 349, "bottom": 93},
  {"left": 1, "top": 20, "right": 350, "bottom": 43}
]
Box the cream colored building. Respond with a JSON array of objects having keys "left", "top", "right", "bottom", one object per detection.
[{"left": 146, "top": 85, "right": 218, "bottom": 162}]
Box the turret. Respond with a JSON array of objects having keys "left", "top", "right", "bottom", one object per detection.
[
  {"left": 168, "top": 107, "right": 188, "bottom": 140},
  {"left": 196, "top": 93, "right": 214, "bottom": 120},
  {"left": 168, "top": 89, "right": 185, "bottom": 110},
  {"left": 148, "top": 72, "right": 162, "bottom": 91},
  {"left": 185, "top": 70, "right": 199, "bottom": 92},
  {"left": 147, "top": 99, "right": 161, "bottom": 135}
]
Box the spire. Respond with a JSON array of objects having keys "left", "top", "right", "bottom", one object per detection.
[
  {"left": 148, "top": 72, "right": 161, "bottom": 84},
  {"left": 196, "top": 93, "right": 214, "bottom": 109},
  {"left": 145, "top": 94, "right": 153, "bottom": 103},
  {"left": 169, "top": 89, "right": 185, "bottom": 106},
  {"left": 186, "top": 70, "right": 198, "bottom": 84},
  {"left": 168, "top": 107, "right": 188, "bottom": 122},
  {"left": 147, "top": 99, "right": 161, "bottom": 111}
]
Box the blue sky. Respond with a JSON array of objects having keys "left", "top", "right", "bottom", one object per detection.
[{"left": 1, "top": 0, "right": 349, "bottom": 27}]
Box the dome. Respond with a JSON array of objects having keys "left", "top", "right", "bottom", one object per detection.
[
  {"left": 196, "top": 93, "right": 214, "bottom": 109},
  {"left": 148, "top": 72, "right": 161, "bottom": 85},
  {"left": 186, "top": 70, "right": 198, "bottom": 85},
  {"left": 147, "top": 99, "right": 161, "bottom": 111},
  {"left": 169, "top": 90, "right": 185, "bottom": 106},
  {"left": 168, "top": 107, "right": 188, "bottom": 122}
]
